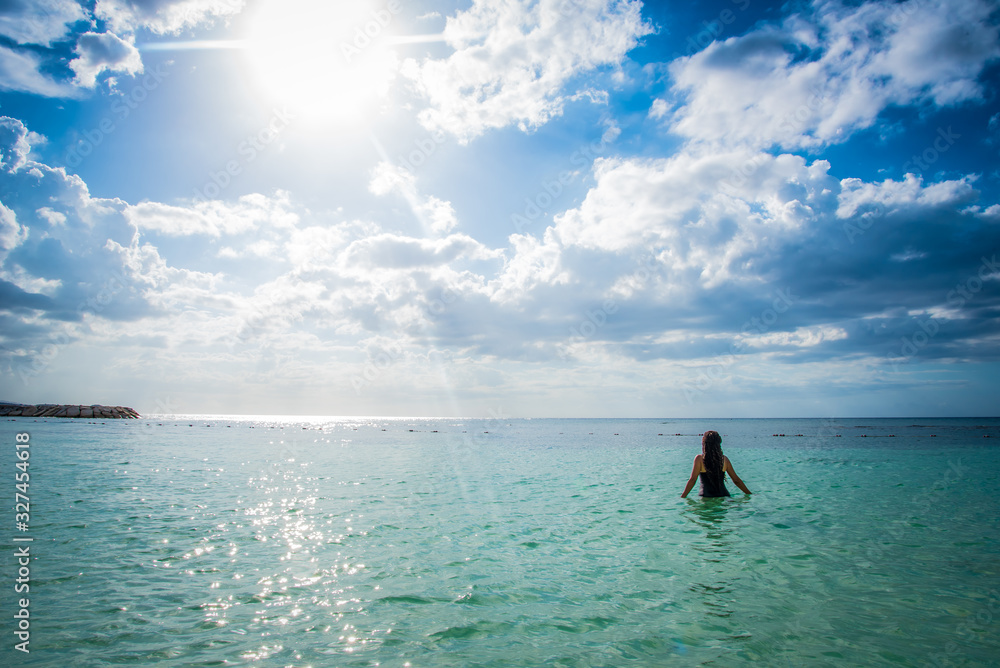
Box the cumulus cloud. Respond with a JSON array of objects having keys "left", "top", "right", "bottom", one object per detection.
[
  {"left": 664, "top": 0, "right": 1000, "bottom": 150},
  {"left": 126, "top": 193, "right": 299, "bottom": 237},
  {"left": 836, "top": 173, "right": 979, "bottom": 218},
  {"left": 0, "top": 202, "right": 26, "bottom": 264},
  {"left": 0, "top": 3, "right": 150, "bottom": 97},
  {"left": 0, "top": 116, "right": 509, "bottom": 395},
  {"left": 403, "top": 0, "right": 653, "bottom": 142},
  {"left": 0, "top": 117, "right": 34, "bottom": 170},
  {"left": 0, "top": 45, "right": 79, "bottom": 97},
  {"left": 95, "top": 0, "right": 246, "bottom": 35},
  {"left": 0, "top": 117, "right": 155, "bottom": 348},
  {"left": 0, "top": 118, "right": 296, "bottom": 393},
  {"left": 14, "top": 132, "right": 978, "bottom": 378},
  {"left": 341, "top": 232, "right": 501, "bottom": 271},
  {"left": 489, "top": 229, "right": 569, "bottom": 304},
  {"left": 0, "top": 0, "right": 86, "bottom": 46},
  {"left": 494, "top": 148, "right": 1000, "bottom": 366},
  {"left": 70, "top": 32, "right": 143, "bottom": 88}
]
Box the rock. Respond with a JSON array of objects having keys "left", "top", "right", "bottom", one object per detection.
[{"left": 0, "top": 403, "right": 140, "bottom": 419}]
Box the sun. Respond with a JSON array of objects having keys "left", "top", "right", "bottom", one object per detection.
[{"left": 244, "top": 0, "right": 402, "bottom": 123}]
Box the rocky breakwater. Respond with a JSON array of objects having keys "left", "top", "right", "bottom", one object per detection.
[{"left": 0, "top": 404, "right": 140, "bottom": 419}]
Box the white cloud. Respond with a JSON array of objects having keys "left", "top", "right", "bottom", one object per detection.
[
  {"left": 340, "top": 232, "right": 501, "bottom": 272},
  {"left": 418, "top": 196, "right": 459, "bottom": 235},
  {"left": 664, "top": 0, "right": 1000, "bottom": 150},
  {"left": 742, "top": 325, "right": 849, "bottom": 349},
  {"left": 126, "top": 193, "right": 299, "bottom": 237},
  {"left": 0, "top": 0, "right": 86, "bottom": 46},
  {"left": 0, "top": 117, "right": 33, "bottom": 170},
  {"left": 368, "top": 160, "right": 413, "bottom": 197},
  {"left": 36, "top": 207, "right": 67, "bottom": 226},
  {"left": 0, "top": 201, "right": 27, "bottom": 263},
  {"left": 70, "top": 32, "right": 144, "bottom": 88},
  {"left": 0, "top": 46, "right": 79, "bottom": 98},
  {"left": 95, "top": 0, "right": 246, "bottom": 35},
  {"left": 488, "top": 144, "right": 999, "bottom": 373},
  {"left": 490, "top": 229, "right": 569, "bottom": 303},
  {"left": 369, "top": 161, "right": 458, "bottom": 234},
  {"left": 283, "top": 222, "right": 369, "bottom": 272},
  {"left": 403, "top": 0, "right": 653, "bottom": 143},
  {"left": 547, "top": 150, "right": 831, "bottom": 275},
  {"left": 647, "top": 98, "right": 669, "bottom": 120},
  {"left": 0, "top": 4, "right": 144, "bottom": 98},
  {"left": 836, "top": 174, "right": 978, "bottom": 218},
  {"left": 0, "top": 118, "right": 159, "bottom": 335}
]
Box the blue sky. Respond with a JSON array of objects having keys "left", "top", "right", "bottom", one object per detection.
[{"left": 1, "top": 0, "right": 999, "bottom": 418}]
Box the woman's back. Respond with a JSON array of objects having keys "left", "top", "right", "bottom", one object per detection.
[{"left": 698, "top": 468, "right": 730, "bottom": 497}]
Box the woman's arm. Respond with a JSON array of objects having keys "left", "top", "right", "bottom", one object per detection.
[
  {"left": 724, "top": 456, "right": 752, "bottom": 494},
  {"left": 681, "top": 454, "right": 703, "bottom": 498}
]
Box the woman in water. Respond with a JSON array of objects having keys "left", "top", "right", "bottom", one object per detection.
[{"left": 681, "top": 430, "right": 752, "bottom": 498}]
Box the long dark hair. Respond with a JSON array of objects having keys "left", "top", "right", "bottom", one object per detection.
[{"left": 702, "top": 430, "right": 725, "bottom": 484}]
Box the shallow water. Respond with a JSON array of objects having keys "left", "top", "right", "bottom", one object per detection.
[{"left": 2, "top": 417, "right": 998, "bottom": 666}]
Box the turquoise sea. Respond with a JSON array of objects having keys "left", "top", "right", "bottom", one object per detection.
[{"left": 1, "top": 416, "right": 999, "bottom": 667}]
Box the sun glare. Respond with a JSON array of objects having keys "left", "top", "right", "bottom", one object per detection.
[{"left": 244, "top": 0, "right": 401, "bottom": 123}]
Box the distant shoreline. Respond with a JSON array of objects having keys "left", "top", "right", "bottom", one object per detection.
[{"left": 0, "top": 404, "right": 140, "bottom": 419}]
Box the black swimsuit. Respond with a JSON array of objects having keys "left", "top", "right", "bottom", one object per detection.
[{"left": 698, "top": 471, "right": 730, "bottom": 497}]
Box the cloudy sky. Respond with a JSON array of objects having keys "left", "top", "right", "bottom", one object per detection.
[{"left": 1, "top": 0, "right": 999, "bottom": 418}]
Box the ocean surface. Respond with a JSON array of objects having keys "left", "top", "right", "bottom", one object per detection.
[{"left": 1, "top": 416, "right": 999, "bottom": 667}]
